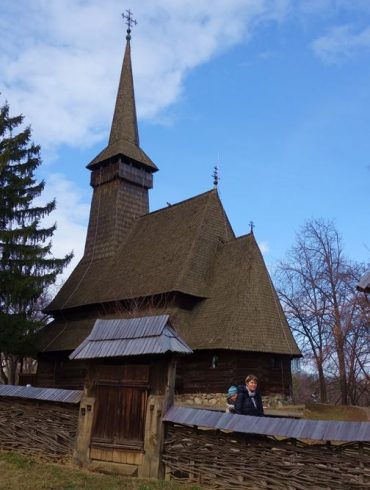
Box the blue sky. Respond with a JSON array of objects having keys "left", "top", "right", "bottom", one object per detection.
[{"left": 1, "top": 0, "right": 369, "bottom": 283}]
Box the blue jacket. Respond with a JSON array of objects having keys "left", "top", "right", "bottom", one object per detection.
[{"left": 235, "top": 385, "right": 264, "bottom": 416}]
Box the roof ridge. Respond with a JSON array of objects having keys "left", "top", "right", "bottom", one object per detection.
[
  {"left": 214, "top": 190, "right": 235, "bottom": 239},
  {"left": 138, "top": 189, "right": 217, "bottom": 219},
  {"left": 234, "top": 232, "right": 253, "bottom": 241},
  {"left": 223, "top": 233, "right": 253, "bottom": 246}
]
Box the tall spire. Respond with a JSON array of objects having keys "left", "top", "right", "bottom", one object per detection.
[
  {"left": 87, "top": 11, "right": 157, "bottom": 171},
  {"left": 109, "top": 10, "right": 139, "bottom": 147}
]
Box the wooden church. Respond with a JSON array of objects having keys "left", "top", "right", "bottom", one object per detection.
[{"left": 36, "top": 20, "right": 300, "bottom": 400}]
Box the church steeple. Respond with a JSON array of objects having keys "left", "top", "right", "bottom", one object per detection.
[
  {"left": 87, "top": 11, "right": 157, "bottom": 171},
  {"left": 83, "top": 13, "right": 157, "bottom": 262},
  {"left": 108, "top": 32, "right": 139, "bottom": 148}
]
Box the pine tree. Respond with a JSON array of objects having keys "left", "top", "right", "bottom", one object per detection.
[{"left": 0, "top": 102, "right": 73, "bottom": 383}]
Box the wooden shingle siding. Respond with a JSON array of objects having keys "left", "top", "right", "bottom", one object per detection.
[{"left": 84, "top": 175, "right": 150, "bottom": 262}]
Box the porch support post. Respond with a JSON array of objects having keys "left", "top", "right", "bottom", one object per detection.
[
  {"left": 74, "top": 395, "right": 96, "bottom": 465},
  {"left": 141, "top": 356, "right": 176, "bottom": 478}
]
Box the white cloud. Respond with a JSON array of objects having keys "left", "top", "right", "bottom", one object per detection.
[
  {"left": 258, "top": 240, "right": 270, "bottom": 255},
  {"left": 312, "top": 24, "right": 370, "bottom": 62},
  {"left": 0, "top": 0, "right": 289, "bottom": 153}
]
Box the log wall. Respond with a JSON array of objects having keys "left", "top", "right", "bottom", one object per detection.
[
  {"left": 36, "top": 354, "right": 172, "bottom": 394},
  {"left": 163, "top": 424, "right": 370, "bottom": 489},
  {"left": 176, "top": 350, "right": 292, "bottom": 396},
  {"left": 36, "top": 356, "right": 87, "bottom": 390},
  {"left": 36, "top": 349, "right": 292, "bottom": 396},
  {"left": 0, "top": 397, "right": 79, "bottom": 461}
]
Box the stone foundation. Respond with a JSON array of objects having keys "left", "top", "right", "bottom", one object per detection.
[{"left": 175, "top": 393, "right": 291, "bottom": 409}]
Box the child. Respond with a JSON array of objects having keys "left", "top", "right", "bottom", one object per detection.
[{"left": 226, "top": 385, "right": 238, "bottom": 413}]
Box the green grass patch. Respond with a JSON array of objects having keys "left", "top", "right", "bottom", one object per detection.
[
  {"left": 304, "top": 403, "right": 368, "bottom": 421},
  {"left": 0, "top": 451, "right": 202, "bottom": 490},
  {"left": 0, "top": 451, "right": 36, "bottom": 469}
]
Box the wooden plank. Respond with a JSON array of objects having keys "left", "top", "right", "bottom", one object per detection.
[
  {"left": 112, "top": 449, "right": 126, "bottom": 464},
  {"left": 90, "top": 446, "right": 113, "bottom": 462},
  {"left": 124, "top": 451, "right": 143, "bottom": 465},
  {"left": 91, "top": 383, "right": 147, "bottom": 448},
  {"left": 95, "top": 363, "right": 150, "bottom": 384}
]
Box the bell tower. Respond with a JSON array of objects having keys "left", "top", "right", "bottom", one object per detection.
[{"left": 83, "top": 11, "right": 157, "bottom": 263}]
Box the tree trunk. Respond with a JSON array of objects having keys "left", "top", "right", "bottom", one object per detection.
[
  {"left": 6, "top": 354, "right": 18, "bottom": 385},
  {"left": 337, "top": 348, "right": 348, "bottom": 405},
  {"left": 333, "top": 323, "right": 348, "bottom": 405},
  {"left": 317, "top": 363, "right": 328, "bottom": 403},
  {"left": 0, "top": 354, "right": 8, "bottom": 384}
]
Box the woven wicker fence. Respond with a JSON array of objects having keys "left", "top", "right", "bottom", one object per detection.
[
  {"left": 0, "top": 398, "right": 79, "bottom": 461},
  {"left": 163, "top": 424, "right": 370, "bottom": 489}
]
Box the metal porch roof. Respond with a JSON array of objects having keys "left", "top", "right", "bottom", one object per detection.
[{"left": 69, "top": 315, "right": 192, "bottom": 360}]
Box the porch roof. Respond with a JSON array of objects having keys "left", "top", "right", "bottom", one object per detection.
[{"left": 69, "top": 315, "right": 193, "bottom": 360}]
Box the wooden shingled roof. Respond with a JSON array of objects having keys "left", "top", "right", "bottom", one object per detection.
[
  {"left": 87, "top": 37, "right": 157, "bottom": 171},
  {"left": 46, "top": 190, "right": 234, "bottom": 311},
  {"left": 172, "top": 234, "right": 300, "bottom": 355},
  {"left": 42, "top": 190, "right": 300, "bottom": 356}
]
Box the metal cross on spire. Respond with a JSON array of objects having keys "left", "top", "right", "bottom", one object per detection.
[
  {"left": 122, "top": 9, "right": 137, "bottom": 40},
  {"left": 213, "top": 165, "right": 219, "bottom": 188},
  {"left": 249, "top": 221, "right": 255, "bottom": 234}
]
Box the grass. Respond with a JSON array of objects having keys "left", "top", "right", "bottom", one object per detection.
[
  {"left": 303, "top": 403, "right": 369, "bottom": 421},
  {"left": 0, "top": 451, "right": 202, "bottom": 490},
  {"left": 267, "top": 403, "right": 370, "bottom": 422}
]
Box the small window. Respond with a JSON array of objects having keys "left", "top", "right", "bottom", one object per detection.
[{"left": 211, "top": 355, "right": 219, "bottom": 369}]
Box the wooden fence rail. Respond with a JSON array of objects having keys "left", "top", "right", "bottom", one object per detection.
[
  {"left": 163, "top": 424, "right": 370, "bottom": 489},
  {"left": 0, "top": 398, "right": 79, "bottom": 461}
]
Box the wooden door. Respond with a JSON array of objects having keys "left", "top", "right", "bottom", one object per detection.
[{"left": 91, "top": 383, "right": 148, "bottom": 449}]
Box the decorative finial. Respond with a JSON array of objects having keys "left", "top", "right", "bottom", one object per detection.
[
  {"left": 213, "top": 165, "right": 219, "bottom": 188},
  {"left": 122, "top": 9, "right": 137, "bottom": 41},
  {"left": 249, "top": 221, "right": 255, "bottom": 234}
]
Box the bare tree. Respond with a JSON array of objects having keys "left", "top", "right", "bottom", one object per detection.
[{"left": 276, "top": 219, "right": 369, "bottom": 405}]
